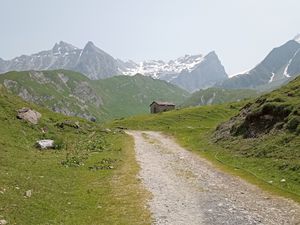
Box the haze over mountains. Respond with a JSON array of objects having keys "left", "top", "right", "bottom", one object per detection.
[
  {"left": 0, "top": 41, "right": 120, "bottom": 79},
  {"left": 0, "top": 41, "right": 228, "bottom": 92},
  {"left": 0, "top": 34, "right": 300, "bottom": 93}
]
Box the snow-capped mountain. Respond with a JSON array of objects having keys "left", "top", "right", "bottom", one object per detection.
[
  {"left": 118, "top": 52, "right": 228, "bottom": 92},
  {"left": 119, "top": 54, "right": 205, "bottom": 78},
  {"left": 0, "top": 41, "right": 119, "bottom": 79},
  {"left": 218, "top": 37, "right": 300, "bottom": 90},
  {"left": 170, "top": 52, "right": 228, "bottom": 92}
]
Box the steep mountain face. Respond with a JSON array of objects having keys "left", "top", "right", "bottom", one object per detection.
[
  {"left": 218, "top": 38, "right": 300, "bottom": 90},
  {"left": 119, "top": 52, "right": 228, "bottom": 92},
  {"left": 0, "top": 70, "right": 189, "bottom": 121},
  {"left": 74, "top": 41, "right": 119, "bottom": 79},
  {"left": 170, "top": 52, "right": 228, "bottom": 92},
  {"left": 181, "top": 87, "right": 257, "bottom": 107},
  {"left": 0, "top": 41, "right": 119, "bottom": 79}
]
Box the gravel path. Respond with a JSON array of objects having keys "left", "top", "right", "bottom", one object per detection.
[{"left": 126, "top": 131, "right": 300, "bottom": 225}]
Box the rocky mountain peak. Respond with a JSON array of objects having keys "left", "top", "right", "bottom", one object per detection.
[
  {"left": 82, "top": 41, "right": 109, "bottom": 56},
  {"left": 205, "top": 51, "right": 218, "bottom": 59},
  {"left": 84, "top": 41, "right": 97, "bottom": 50},
  {"left": 52, "top": 41, "right": 78, "bottom": 54}
]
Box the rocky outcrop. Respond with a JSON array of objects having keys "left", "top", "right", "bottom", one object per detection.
[
  {"left": 215, "top": 76, "right": 300, "bottom": 140},
  {"left": 73, "top": 81, "right": 103, "bottom": 107},
  {"left": 17, "top": 108, "right": 41, "bottom": 124}
]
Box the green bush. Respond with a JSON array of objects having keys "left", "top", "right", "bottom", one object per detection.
[
  {"left": 286, "top": 116, "right": 300, "bottom": 131},
  {"left": 61, "top": 153, "right": 86, "bottom": 167},
  {"left": 53, "top": 137, "right": 64, "bottom": 150}
]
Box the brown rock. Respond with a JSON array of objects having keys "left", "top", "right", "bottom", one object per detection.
[{"left": 17, "top": 108, "right": 41, "bottom": 124}]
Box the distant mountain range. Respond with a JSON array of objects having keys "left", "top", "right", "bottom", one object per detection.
[
  {"left": 1, "top": 35, "right": 300, "bottom": 93},
  {"left": 218, "top": 35, "right": 300, "bottom": 90},
  {"left": 0, "top": 41, "right": 119, "bottom": 80},
  {"left": 0, "top": 41, "right": 228, "bottom": 92}
]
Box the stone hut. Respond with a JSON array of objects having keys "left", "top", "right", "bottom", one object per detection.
[{"left": 150, "top": 101, "right": 175, "bottom": 114}]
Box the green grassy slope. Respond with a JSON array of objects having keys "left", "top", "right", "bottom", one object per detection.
[
  {"left": 93, "top": 74, "right": 190, "bottom": 119},
  {"left": 0, "top": 70, "right": 189, "bottom": 122},
  {"left": 0, "top": 85, "right": 150, "bottom": 224},
  {"left": 181, "top": 87, "right": 258, "bottom": 107},
  {"left": 111, "top": 77, "right": 300, "bottom": 201}
]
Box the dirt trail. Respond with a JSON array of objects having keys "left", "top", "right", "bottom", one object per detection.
[{"left": 126, "top": 131, "right": 300, "bottom": 225}]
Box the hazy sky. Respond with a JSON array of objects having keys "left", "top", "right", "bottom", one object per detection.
[{"left": 1, "top": 0, "right": 299, "bottom": 75}]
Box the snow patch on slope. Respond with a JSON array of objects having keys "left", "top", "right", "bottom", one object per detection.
[
  {"left": 269, "top": 73, "right": 275, "bottom": 83},
  {"left": 283, "top": 48, "right": 300, "bottom": 78},
  {"left": 229, "top": 68, "right": 251, "bottom": 77}
]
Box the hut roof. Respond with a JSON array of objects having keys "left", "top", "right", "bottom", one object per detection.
[{"left": 150, "top": 101, "right": 175, "bottom": 106}]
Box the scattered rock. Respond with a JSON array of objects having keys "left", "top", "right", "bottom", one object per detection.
[
  {"left": 41, "top": 127, "right": 48, "bottom": 133},
  {"left": 116, "top": 126, "right": 127, "bottom": 130},
  {"left": 0, "top": 219, "right": 7, "bottom": 225},
  {"left": 56, "top": 120, "right": 80, "bottom": 129},
  {"left": 17, "top": 108, "right": 41, "bottom": 124},
  {"left": 90, "top": 117, "right": 96, "bottom": 122},
  {"left": 25, "top": 190, "right": 32, "bottom": 198},
  {"left": 36, "top": 140, "right": 54, "bottom": 149}
]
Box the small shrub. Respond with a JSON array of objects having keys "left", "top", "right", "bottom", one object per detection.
[
  {"left": 88, "top": 158, "right": 118, "bottom": 171},
  {"left": 53, "top": 138, "right": 64, "bottom": 150},
  {"left": 286, "top": 116, "right": 300, "bottom": 131},
  {"left": 268, "top": 97, "right": 285, "bottom": 102},
  {"left": 85, "top": 135, "right": 110, "bottom": 152},
  {"left": 61, "top": 153, "right": 86, "bottom": 167},
  {"left": 278, "top": 163, "right": 289, "bottom": 170}
]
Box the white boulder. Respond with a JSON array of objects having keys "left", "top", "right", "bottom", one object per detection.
[{"left": 36, "top": 140, "right": 54, "bottom": 149}]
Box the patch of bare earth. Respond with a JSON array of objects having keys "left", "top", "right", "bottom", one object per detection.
[{"left": 126, "top": 131, "right": 300, "bottom": 225}]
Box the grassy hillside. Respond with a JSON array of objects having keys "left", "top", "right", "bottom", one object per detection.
[
  {"left": 181, "top": 87, "right": 258, "bottom": 107},
  {"left": 111, "top": 77, "right": 300, "bottom": 201},
  {"left": 0, "top": 70, "right": 189, "bottom": 122},
  {"left": 92, "top": 74, "right": 190, "bottom": 119},
  {"left": 0, "top": 85, "right": 150, "bottom": 224}
]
